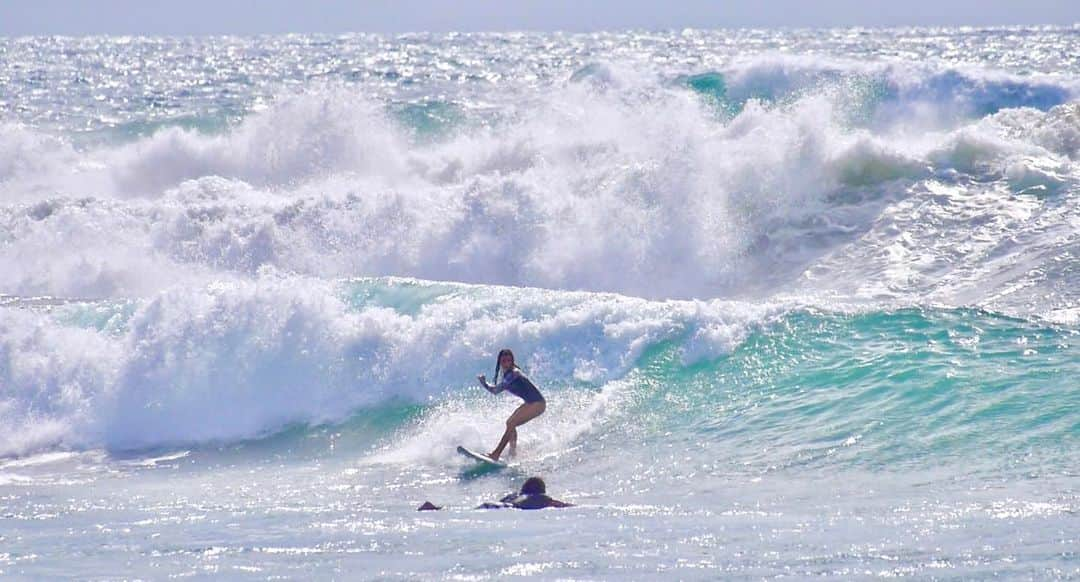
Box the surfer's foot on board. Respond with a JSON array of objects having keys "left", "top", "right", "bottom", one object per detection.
[{"left": 488, "top": 448, "right": 516, "bottom": 461}]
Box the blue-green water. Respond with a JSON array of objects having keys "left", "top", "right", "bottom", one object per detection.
[{"left": 1, "top": 27, "right": 1078, "bottom": 579}]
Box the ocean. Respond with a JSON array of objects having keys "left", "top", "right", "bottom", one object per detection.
[{"left": 0, "top": 27, "right": 1077, "bottom": 579}]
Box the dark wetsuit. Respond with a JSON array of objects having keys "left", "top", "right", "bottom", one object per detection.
[
  {"left": 495, "top": 369, "right": 545, "bottom": 404},
  {"left": 505, "top": 493, "right": 566, "bottom": 509},
  {"left": 477, "top": 493, "right": 571, "bottom": 510}
]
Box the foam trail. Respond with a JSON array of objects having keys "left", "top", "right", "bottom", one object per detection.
[{"left": 369, "top": 374, "right": 637, "bottom": 467}]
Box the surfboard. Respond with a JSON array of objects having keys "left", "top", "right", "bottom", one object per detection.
[{"left": 457, "top": 446, "right": 507, "bottom": 467}]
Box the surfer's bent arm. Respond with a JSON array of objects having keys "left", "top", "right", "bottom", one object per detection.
[
  {"left": 479, "top": 369, "right": 520, "bottom": 394},
  {"left": 477, "top": 374, "right": 503, "bottom": 394}
]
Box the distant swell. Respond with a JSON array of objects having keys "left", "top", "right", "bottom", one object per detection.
[{"left": 677, "top": 58, "right": 1076, "bottom": 124}]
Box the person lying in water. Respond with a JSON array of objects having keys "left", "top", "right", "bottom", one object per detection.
[
  {"left": 478, "top": 477, "right": 573, "bottom": 510},
  {"left": 417, "top": 477, "right": 573, "bottom": 511},
  {"left": 477, "top": 348, "right": 546, "bottom": 461}
]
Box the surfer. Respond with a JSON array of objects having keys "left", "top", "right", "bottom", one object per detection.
[
  {"left": 479, "top": 477, "right": 574, "bottom": 510},
  {"left": 417, "top": 477, "right": 573, "bottom": 511},
  {"left": 477, "top": 348, "right": 545, "bottom": 461}
]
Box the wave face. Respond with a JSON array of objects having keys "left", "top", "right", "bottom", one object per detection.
[
  {"left": 1, "top": 28, "right": 1078, "bottom": 460},
  {"left": 2, "top": 277, "right": 1076, "bottom": 468},
  {"left": 0, "top": 277, "right": 778, "bottom": 456}
]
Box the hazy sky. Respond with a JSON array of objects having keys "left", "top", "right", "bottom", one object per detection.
[{"left": 1, "top": 0, "right": 1077, "bottom": 36}]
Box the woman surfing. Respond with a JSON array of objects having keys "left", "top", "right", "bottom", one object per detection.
[{"left": 477, "top": 348, "right": 546, "bottom": 461}]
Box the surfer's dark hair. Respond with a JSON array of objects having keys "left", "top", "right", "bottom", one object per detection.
[
  {"left": 521, "top": 477, "right": 546, "bottom": 495},
  {"left": 494, "top": 348, "right": 516, "bottom": 384}
]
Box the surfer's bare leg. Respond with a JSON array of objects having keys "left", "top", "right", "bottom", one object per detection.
[
  {"left": 489, "top": 401, "right": 546, "bottom": 460},
  {"left": 491, "top": 426, "right": 516, "bottom": 461}
]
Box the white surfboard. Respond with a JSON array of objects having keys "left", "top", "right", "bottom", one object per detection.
[{"left": 457, "top": 446, "right": 507, "bottom": 467}]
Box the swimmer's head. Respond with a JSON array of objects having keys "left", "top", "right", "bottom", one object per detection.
[{"left": 521, "top": 477, "right": 546, "bottom": 495}]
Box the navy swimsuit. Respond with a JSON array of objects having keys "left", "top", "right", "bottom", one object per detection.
[{"left": 496, "top": 369, "right": 545, "bottom": 404}]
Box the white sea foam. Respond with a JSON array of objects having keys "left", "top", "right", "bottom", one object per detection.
[
  {"left": 1, "top": 63, "right": 1073, "bottom": 306},
  {"left": 1, "top": 32, "right": 1077, "bottom": 580},
  {"left": 0, "top": 274, "right": 781, "bottom": 457},
  {"left": 1, "top": 52, "right": 1076, "bottom": 455}
]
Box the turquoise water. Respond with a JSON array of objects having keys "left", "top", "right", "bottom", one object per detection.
[
  {"left": 1, "top": 27, "right": 1078, "bottom": 579},
  {"left": 3, "top": 281, "right": 1076, "bottom": 578},
  {"left": 651, "top": 308, "right": 1078, "bottom": 471}
]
